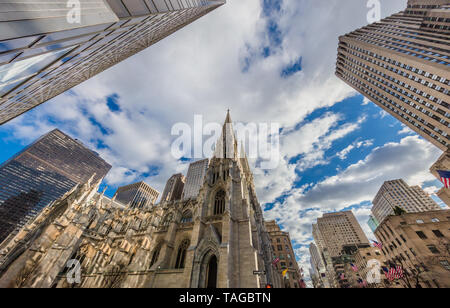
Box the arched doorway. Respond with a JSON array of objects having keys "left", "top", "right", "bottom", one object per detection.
[{"left": 206, "top": 255, "right": 218, "bottom": 288}]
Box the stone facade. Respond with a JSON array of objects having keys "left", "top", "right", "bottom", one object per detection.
[
  {"left": 265, "top": 220, "right": 302, "bottom": 288},
  {"left": 374, "top": 210, "right": 450, "bottom": 288},
  {"left": 0, "top": 112, "right": 280, "bottom": 288},
  {"left": 430, "top": 149, "right": 450, "bottom": 207}
]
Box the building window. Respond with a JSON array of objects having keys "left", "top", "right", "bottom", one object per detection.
[
  {"left": 416, "top": 220, "right": 424, "bottom": 224},
  {"left": 431, "top": 218, "right": 440, "bottom": 223},
  {"left": 416, "top": 231, "right": 427, "bottom": 239},
  {"left": 427, "top": 245, "right": 440, "bottom": 254},
  {"left": 214, "top": 190, "right": 225, "bottom": 215},
  {"left": 175, "top": 240, "right": 190, "bottom": 269},
  {"left": 431, "top": 230, "right": 444, "bottom": 238},
  {"left": 440, "top": 260, "right": 450, "bottom": 271},
  {"left": 181, "top": 211, "right": 193, "bottom": 224},
  {"left": 150, "top": 246, "right": 161, "bottom": 268}
]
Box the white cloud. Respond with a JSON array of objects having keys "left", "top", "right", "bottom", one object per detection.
[{"left": 266, "top": 135, "right": 442, "bottom": 245}]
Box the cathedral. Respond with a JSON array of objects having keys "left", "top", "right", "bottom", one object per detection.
[{"left": 0, "top": 112, "right": 281, "bottom": 288}]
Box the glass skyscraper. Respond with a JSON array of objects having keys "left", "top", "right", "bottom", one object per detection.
[
  {"left": 0, "top": 129, "right": 111, "bottom": 244},
  {"left": 0, "top": 0, "right": 226, "bottom": 125}
]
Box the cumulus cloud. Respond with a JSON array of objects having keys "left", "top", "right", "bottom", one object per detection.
[{"left": 266, "top": 135, "right": 442, "bottom": 245}]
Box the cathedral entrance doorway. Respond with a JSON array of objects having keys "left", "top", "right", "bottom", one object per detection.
[{"left": 206, "top": 255, "right": 217, "bottom": 288}]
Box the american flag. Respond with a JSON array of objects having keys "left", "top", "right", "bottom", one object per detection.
[
  {"left": 383, "top": 266, "right": 403, "bottom": 280},
  {"left": 350, "top": 263, "right": 358, "bottom": 272},
  {"left": 437, "top": 170, "right": 450, "bottom": 189},
  {"left": 394, "top": 265, "right": 404, "bottom": 278},
  {"left": 382, "top": 267, "right": 393, "bottom": 281},
  {"left": 371, "top": 240, "right": 383, "bottom": 250},
  {"left": 272, "top": 257, "right": 280, "bottom": 265}
]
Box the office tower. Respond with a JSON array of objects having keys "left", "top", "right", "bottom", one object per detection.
[
  {"left": 0, "top": 0, "right": 226, "bottom": 125},
  {"left": 309, "top": 242, "right": 325, "bottom": 274},
  {"left": 430, "top": 149, "right": 450, "bottom": 206},
  {"left": 367, "top": 215, "right": 380, "bottom": 233},
  {"left": 374, "top": 209, "right": 450, "bottom": 288},
  {"left": 113, "top": 181, "right": 159, "bottom": 209},
  {"left": 316, "top": 211, "right": 370, "bottom": 258},
  {"left": 0, "top": 129, "right": 111, "bottom": 244},
  {"left": 336, "top": 0, "right": 450, "bottom": 151},
  {"left": 182, "top": 158, "right": 209, "bottom": 200},
  {"left": 160, "top": 173, "right": 185, "bottom": 202},
  {"left": 265, "top": 220, "right": 302, "bottom": 288},
  {"left": 372, "top": 179, "right": 441, "bottom": 223}
]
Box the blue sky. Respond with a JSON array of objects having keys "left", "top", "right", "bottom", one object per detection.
[{"left": 0, "top": 0, "right": 447, "bottom": 285}]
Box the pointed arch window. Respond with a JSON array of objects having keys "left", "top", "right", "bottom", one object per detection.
[
  {"left": 161, "top": 213, "right": 173, "bottom": 227},
  {"left": 181, "top": 210, "right": 193, "bottom": 224},
  {"left": 175, "top": 240, "right": 190, "bottom": 269},
  {"left": 150, "top": 245, "right": 161, "bottom": 268},
  {"left": 214, "top": 190, "right": 226, "bottom": 215}
]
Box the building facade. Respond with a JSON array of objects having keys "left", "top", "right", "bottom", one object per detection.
[
  {"left": 316, "top": 211, "right": 370, "bottom": 258},
  {"left": 0, "top": 112, "right": 281, "bottom": 288},
  {"left": 0, "top": 129, "right": 111, "bottom": 245},
  {"left": 113, "top": 181, "right": 159, "bottom": 209},
  {"left": 313, "top": 211, "right": 370, "bottom": 288},
  {"left": 182, "top": 159, "right": 209, "bottom": 200},
  {"left": 336, "top": 0, "right": 450, "bottom": 151},
  {"left": 372, "top": 179, "right": 441, "bottom": 223},
  {"left": 0, "top": 0, "right": 226, "bottom": 125},
  {"left": 309, "top": 242, "right": 330, "bottom": 288},
  {"left": 430, "top": 149, "right": 450, "bottom": 207},
  {"left": 368, "top": 215, "right": 380, "bottom": 233},
  {"left": 374, "top": 209, "right": 450, "bottom": 288},
  {"left": 265, "top": 220, "right": 302, "bottom": 288},
  {"left": 160, "top": 174, "right": 185, "bottom": 203}
]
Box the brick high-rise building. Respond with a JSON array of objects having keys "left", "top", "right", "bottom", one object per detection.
[
  {"left": 316, "top": 211, "right": 370, "bottom": 258},
  {"left": 113, "top": 181, "right": 159, "bottom": 209},
  {"left": 336, "top": 0, "right": 450, "bottom": 151},
  {"left": 182, "top": 159, "right": 209, "bottom": 200},
  {"left": 0, "top": 129, "right": 111, "bottom": 244},
  {"left": 265, "top": 220, "right": 302, "bottom": 288},
  {"left": 372, "top": 179, "right": 441, "bottom": 223},
  {"left": 374, "top": 209, "right": 450, "bottom": 288},
  {"left": 160, "top": 173, "right": 185, "bottom": 203},
  {"left": 0, "top": 0, "right": 226, "bottom": 125}
]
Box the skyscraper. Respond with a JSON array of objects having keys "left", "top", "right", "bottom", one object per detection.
[
  {"left": 0, "top": 129, "right": 111, "bottom": 244},
  {"left": 113, "top": 181, "right": 159, "bottom": 209},
  {"left": 336, "top": 0, "right": 450, "bottom": 151},
  {"left": 182, "top": 158, "right": 209, "bottom": 200},
  {"left": 160, "top": 173, "right": 185, "bottom": 202},
  {"left": 367, "top": 215, "right": 380, "bottom": 233},
  {"left": 316, "top": 211, "right": 370, "bottom": 258},
  {"left": 0, "top": 0, "right": 226, "bottom": 125},
  {"left": 371, "top": 179, "right": 441, "bottom": 223}
]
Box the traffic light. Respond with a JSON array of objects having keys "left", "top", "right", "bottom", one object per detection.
[{"left": 265, "top": 284, "right": 273, "bottom": 288}]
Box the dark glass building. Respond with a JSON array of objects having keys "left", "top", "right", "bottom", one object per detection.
[
  {"left": 0, "top": 129, "right": 111, "bottom": 244},
  {"left": 113, "top": 181, "right": 159, "bottom": 209},
  {"left": 0, "top": 0, "right": 226, "bottom": 125}
]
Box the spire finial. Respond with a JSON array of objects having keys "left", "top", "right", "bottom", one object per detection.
[{"left": 225, "top": 109, "right": 232, "bottom": 124}]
